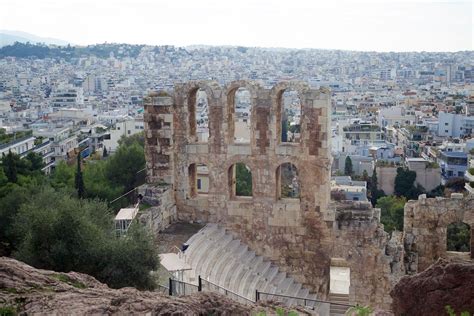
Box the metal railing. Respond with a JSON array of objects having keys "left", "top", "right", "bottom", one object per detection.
[
  {"left": 156, "top": 284, "right": 170, "bottom": 295},
  {"left": 256, "top": 291, "right": 353, "bottom": 311},
  {"left": 200, "top": 277, "right": 255, "bottom": 305},
  {"left": 169, "top": 278, "right": 199, "bottom": 296},
  {"left": 165, "top": 276, "right": 353, "bottom": 313}
]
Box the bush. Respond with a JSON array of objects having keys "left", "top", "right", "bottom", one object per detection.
[
  {"left": 12, "top": 188, "right": 158, "bottom": 290},
  {"left": 376, "top": 196, "right": 406, "bottom": 233}
]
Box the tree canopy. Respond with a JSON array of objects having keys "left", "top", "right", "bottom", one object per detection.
[
  {"left": 0, "top": 134, "right": 157, "bottom": 290},
  {"left": 376, "top": 195, "right": 406, "bottom": 234},
  {"left": 394, "top": 167, "right": 424, "bottom": 200}
]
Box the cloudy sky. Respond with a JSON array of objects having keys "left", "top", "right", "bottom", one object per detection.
[{"left": 1, "top": 0, "right": 472, "bottom": 52}]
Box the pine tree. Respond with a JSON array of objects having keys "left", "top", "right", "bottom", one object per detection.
[
  {"left": 75, "top": 153, "right": 85, "bottom": 199},
  {"left": 344, "top": 156, "right": 353, "bottom": 176}
]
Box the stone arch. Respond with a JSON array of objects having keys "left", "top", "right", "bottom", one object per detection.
[
  {"left": 271, "top": 81, "right": 310, "bottom": 145},
  {"left": 183, "top": 81, "right": 220, "bottom": 143},
  {"left": 226, "top": 81, "right": 259, "bottom": 144},
  {"left": 228, "top": 162, "right": 253, "bottom": 198},
  {"left": 188, "top": 162, "right": 210, "bottom": 198},
  {"left": 446, "top": 221, "right": 471, "bottom": 253},
  {"left": 276, "top": 162, "right": 300, "bottom": 199}
]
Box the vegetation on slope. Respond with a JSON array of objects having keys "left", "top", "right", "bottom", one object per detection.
[{"left": 0, "top": 134, "right": 157, "bottom": 290}]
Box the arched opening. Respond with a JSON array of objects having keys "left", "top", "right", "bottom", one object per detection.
[
  {"left": 188, "top": 163, "right": 209, "bottom": 198},
  {"left": 188, "top": 88, "right": 209, "bottom": 143},
  {"left": 228, "top": 163, "right": 252, "bottom": 197},
  {"left": 276, "top": 163, "right": 300, "bottom": 199},
  {"left": 279, "top": 89, "right": 302, "bottom": 143},
  {"left": 228, "top": 87, "right": 251, "bottom": 143},
  {"left": 447, "top": 222, "right": 471, "bottom": 253}
]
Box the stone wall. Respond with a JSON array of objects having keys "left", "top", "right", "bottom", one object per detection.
[
  {"left": 376, "top": 166, "right": 397, "bottom": 195},
  {"left": 138, "top": 184, "right": 177, "bottom": 236},
  {"left": 403, "top": 194, "right": 474, "bottom": 273},
  {"left": 144, "top": 81, "right": 402, "bottom": 310}
]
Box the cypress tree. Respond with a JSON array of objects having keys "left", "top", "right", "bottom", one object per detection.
[
  {"left": 75, "top": 153, "right": 85, "bottom": 199},
  {"left": 370, "top": 166, "right": 378, "bottom": 206},
  {"left": 3, "top": 151, "right": 18, "bottom": 183},
  {"left": 344, "top": 156, "right": 353, "bottom": 176}
]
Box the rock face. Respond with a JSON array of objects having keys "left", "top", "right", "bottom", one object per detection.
[
  {"left": 390, "top": 258, "right": 474, "bottom": 316},
  {"left": 0, "top": 257, "right": 310, "bottom": 315}
]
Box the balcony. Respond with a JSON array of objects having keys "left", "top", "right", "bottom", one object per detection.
[{"left": 465, "top": 168, "right": 474, "bottom": 182}]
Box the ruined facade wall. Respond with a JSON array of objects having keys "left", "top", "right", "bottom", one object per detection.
[
  {"left": 404, "top": 194, "right": 474, "bottom": 273},
  {"left": 144, "top": 81, "right": 399, "bottom": 310},
  {"left": 138, "top": 184, "right": 177, "bottom": 236}
]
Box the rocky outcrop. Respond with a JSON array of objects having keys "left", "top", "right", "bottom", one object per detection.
[
  {"left": 0, "top": 257, "right": 313, "bottom": 315},
  {"left": 390, "top": 258, "right": 474, "bottom": 316}
]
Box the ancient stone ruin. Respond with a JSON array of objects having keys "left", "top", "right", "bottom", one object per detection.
[{"left": 143, "top": 80, "right": 474, "bottom": 311}]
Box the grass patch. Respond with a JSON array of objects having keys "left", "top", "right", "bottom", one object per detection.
[
  {"left": 0, "top": 306, "right": 17, "bottom": 316},
  {"left": 51, "top": 274, "right": 87, "bottom": 289}
]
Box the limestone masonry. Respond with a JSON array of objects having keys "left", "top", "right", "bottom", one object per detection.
[{"left": 143, "top": 80, "right": 474, "bottom": 310}]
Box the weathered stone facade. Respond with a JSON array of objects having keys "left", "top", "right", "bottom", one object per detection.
[
  {"left": 144, "top": 80, "right": 403, "bottom": 309},
  {"left": 404, "top": 194, "right": 474, "bottom": 274},
  {"left": 138, "top": 184, "right": 177, "bottom": 236},
  {"left": 143, "top": 80, "right": 474, "bottom": 310}
]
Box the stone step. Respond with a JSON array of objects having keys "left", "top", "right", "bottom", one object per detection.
[
  {"left": 185, "top": 225, "right": 221, "bottom": 265},
  {"left": 191, "top": 229, "right": 226, "bottom": 270},
  {"left": 201, "top": 234, "right": 234, "bottom": 277},
  {"left": 221, "top": 245, "right": 249, "bottom": 288},
  {"left": 210, "top": 240, "right": 241, "bottom": 281},
  {"left": 183, "top": 223, "right": 318, "bottom": 307}
]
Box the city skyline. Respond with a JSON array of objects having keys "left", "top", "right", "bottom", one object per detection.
[{"left": 1, "top": 0, "right": 473, "bottom": 52}]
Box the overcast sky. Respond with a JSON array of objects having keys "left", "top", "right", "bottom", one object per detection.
[{"left": 1, "top": 0, "right": 472, "bottom": 52}]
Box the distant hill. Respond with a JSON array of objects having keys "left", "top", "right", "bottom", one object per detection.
[
  {"left": 0, "top": 30, "right": 70, "bottom": 47},
  {"left": 0, "top": 42, "right": 145, "bottom": 60}
]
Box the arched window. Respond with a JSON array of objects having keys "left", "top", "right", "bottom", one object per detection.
[
  {"left": 276, "top": 163, "right": 300, "bottom": 199},
  {"left": 188, "top": 163, "right": 209, "bottom": 198},
  {"left": 447, "top": 222, "right": 471, "bottom": 252},
  {"left": 279, "top": 89, "right": 301, "bottom": 143},
  {"left": 228, "top": 163, "right": 252, "bottom": 197},
  {"left": 188, "top": 88, "right": 209, "bottom": 143},
  {"left": 228, "top": 87, "right": 251, "bottom": 143}
]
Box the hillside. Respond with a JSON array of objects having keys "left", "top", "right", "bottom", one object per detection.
[
  {"left": 0, "top": 257, "right": 312, "bottom": 315},
  {"left": 0, "top": 30, "right": 69, "bottom": 47}
]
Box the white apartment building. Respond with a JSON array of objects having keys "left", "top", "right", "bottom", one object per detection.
[
  {"left": 50, "top": 85, "right": 84, "bottom": 108},
  {"left": 0, "top": 136, "right": 35, "bottom": 156},
  {"left": 438, "top": 112, "right": 474, "bottom": 138},
  {"left": 103, "top": 118, "right": 144, "bottom": 152}
]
